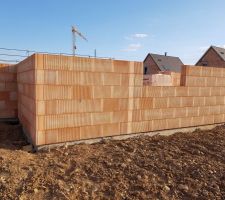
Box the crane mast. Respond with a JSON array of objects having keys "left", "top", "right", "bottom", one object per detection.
[{"left": 72, "top": 26, "right": 87, "bottom": 55}]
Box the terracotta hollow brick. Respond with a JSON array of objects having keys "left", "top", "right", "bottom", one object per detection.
[
  {"left": 80, "top": 125, "right": 102, "bottom": 140},
  {"left": 153, "top": 97, "right": 168, "bottom": 109},
  {"left": 152, "top": 119, "right": 167, "bottom": 131},
  {"left": 103, "top": 99, "right": 119, "bottom": 112},
  {"left": 168, "top": 97, "right": 182, "bottom": 108},
  {"left": 181, "top": 97, "right": 193, "bottom": 107}
]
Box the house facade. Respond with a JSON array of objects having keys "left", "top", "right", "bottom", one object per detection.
[
  {"left": 143, "top": 53, "right": 183, "bottom": 75},
  {"left": 196, "top": 46, "right": 225, "bottom": 67}
]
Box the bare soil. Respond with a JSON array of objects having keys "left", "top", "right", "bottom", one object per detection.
[{"left": 0, "top": 122, "right": 225, "bottom": 200}]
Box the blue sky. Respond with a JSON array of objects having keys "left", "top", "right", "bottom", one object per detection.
[{"left": 0, "top": 0, "right": 225, "bottom": 64}]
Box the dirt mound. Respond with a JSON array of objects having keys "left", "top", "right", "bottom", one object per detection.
[{"left": 0, "top": 123, "right": 225, "bottom": 199}]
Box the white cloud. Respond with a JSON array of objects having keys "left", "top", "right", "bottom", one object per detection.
[
  {"left": 132, "top": 33, "right": 148, "bottom": 38},
  {"left": 122, "top": 33, "right": 148, "bottom": 52},
  {"left": 121, "top": 43, "right": 142, "bottom": 52},
  {"left": 124, "top": 33, "right": 148, "bottom": 40}
]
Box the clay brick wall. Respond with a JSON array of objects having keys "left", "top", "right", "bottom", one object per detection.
[
  {"left": 0, "top": 63, "right": 17, "bottom": 118},
  {"left": 17, "top": 55, "right": 36, "bottom": 143},
  {"left": 181, "top": 65, "right": 225, "bottom": 87},
  {"left": 16, "top": 54, "right": 225, "bottom": 147},
  {"left": 171, "top": 72, "right": 181, "bottom": 86},
  {"left": 17, "top": 54, "right": 143, "bottom": 146}
]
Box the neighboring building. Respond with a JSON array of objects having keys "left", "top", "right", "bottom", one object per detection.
[
  {"left": 196, "top": 46, "right": 225, "bottom": 67},
  {"left": 143, "top": 53, "right": 183, "bottom": 75}
]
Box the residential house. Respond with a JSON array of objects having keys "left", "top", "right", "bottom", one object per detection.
[
  {"left": 143, "top": 53, "right": 183, "bottom": 74},
  {"left": 196, "top": 46, "right": 225, "bottom": 67}
]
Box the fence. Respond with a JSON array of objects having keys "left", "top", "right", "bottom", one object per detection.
[{"left": 0, "top": 47, "right": 113, "bottom": 64}]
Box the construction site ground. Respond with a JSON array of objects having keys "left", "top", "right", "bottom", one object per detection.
[{"left": 0, "top": 122, "right": 225, "bottom": 200}]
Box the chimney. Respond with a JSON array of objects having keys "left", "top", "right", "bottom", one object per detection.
[{"left": 165, "top": 52, "right": 167, "bottom": 56}]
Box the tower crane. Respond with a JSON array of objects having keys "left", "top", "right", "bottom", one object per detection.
[{"left": 72, "top": 26, "right": 88, "bottom": 55}]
